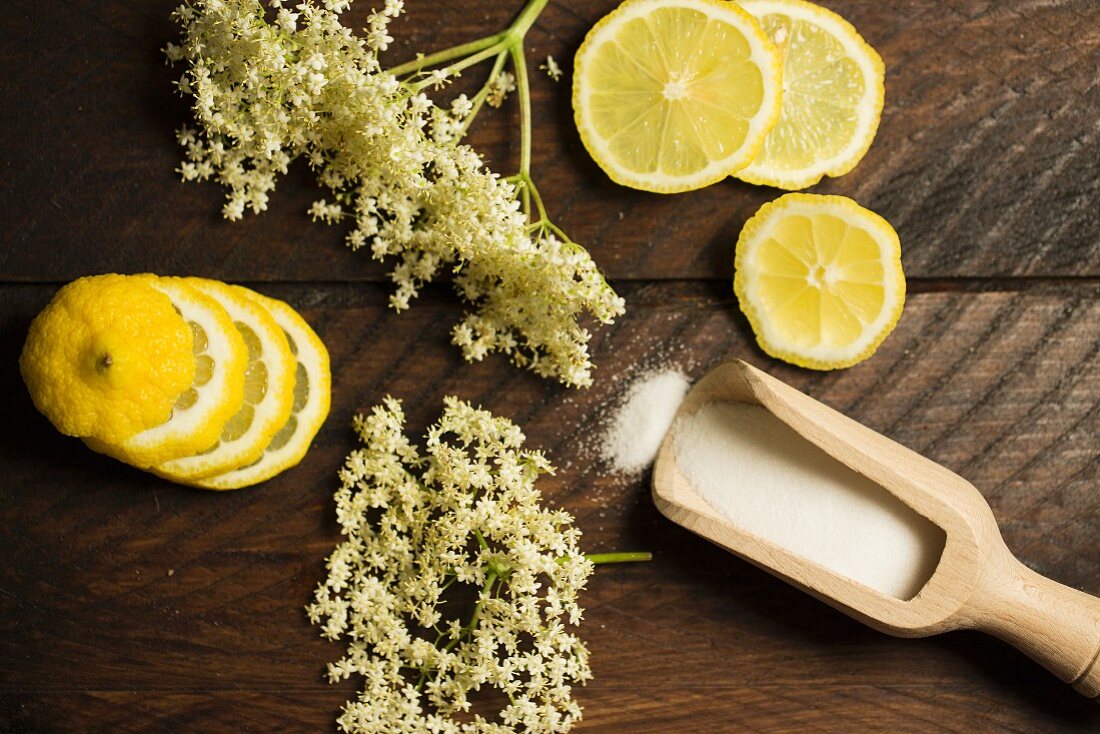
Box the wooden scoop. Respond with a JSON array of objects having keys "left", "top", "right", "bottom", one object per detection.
[{"left": 652, "top": 359, "right": 1100, "bottom": 697}]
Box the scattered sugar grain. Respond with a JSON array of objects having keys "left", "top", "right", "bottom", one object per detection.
[
  {"left": 600, "top": 369, "right": 690, "bottom": 476},
  {"left": 674, "top": 402, "right": 946, "bottom": 600}
]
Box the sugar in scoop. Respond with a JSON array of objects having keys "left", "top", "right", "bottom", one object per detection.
[
  {"left": 654, "top": 360, "right": 1100, "bottom": 697},
  {"left": 675, "top": 401, "right": 945, "bottom": 600}
]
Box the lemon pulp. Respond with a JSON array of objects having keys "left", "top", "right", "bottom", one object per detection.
[
  {"left": 574, "top": 0, "right": 783, "bottom": 193},
  {"left": 736, "top": 0, "right": 884, "bottom": 189},
  {"left": 735, "top": 193, "right": 904, "bottom": 369}
]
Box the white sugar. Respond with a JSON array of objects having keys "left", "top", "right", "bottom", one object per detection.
[
  {"left": 600, "top": 369, "right": 690, "bottom": 476},
  {"left": 674, "top": 402, "right": 944, "bottom": 600}
]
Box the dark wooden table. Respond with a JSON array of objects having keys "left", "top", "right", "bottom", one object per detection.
[{"left": 2, "top": 1, "right": 1098, "bottom": 731}]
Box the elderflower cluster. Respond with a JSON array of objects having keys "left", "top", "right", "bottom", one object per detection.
[
  {"left": 168, "top": 0, "right": 624, "bottom": 387},
  {"left": 308, "top": 397, "right": 594, "bottom": 733}
]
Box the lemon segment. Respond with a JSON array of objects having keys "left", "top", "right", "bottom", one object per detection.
[
  {"left": 153, "top": 279, "right": 295, "bottom": 482},
  {"left": 193, "top": 289, "right": 330, "bottom": 491},
  {"left": 19, "top": 274, "right": 195, "bottom": 444},
  {"left": 735, "top": 0, "right": 885, "bottom": 190},
  {"left": 86, "top": 276, "right": 248, "bottom": 467},
  {"left": 574, "top": 0, "right": 783, "bottom": 193},
  {"left": 734, "top": 193, "right": 904, "bottom": 369}
]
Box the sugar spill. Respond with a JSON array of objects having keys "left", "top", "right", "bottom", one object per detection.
[
  {"left": 673, "top": 401, "right": 946, "bottom": 599},
  {"left": 599, "top": 369, "right": 690, "bottom": 476}
]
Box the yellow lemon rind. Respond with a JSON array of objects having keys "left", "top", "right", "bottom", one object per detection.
[
  {"left": 86, "top": 275, "right": 248, "bottom": 467},
  {"left": 733, "top": 193, "right": 905, "bottom": 370},
  {"left": 734, "top": 0, "right": 885, "bottom": 191},
  {"left": 573, "top": 0, "right": 784, "bottom": 194},
  {"left": 190, "top": 289, "right": 330, "bottom": 491},
  {"left": 152, "top": 279, "right": 296, "bottom": 482},
  {"left": 20, "top": 274, "right": 195, "bottom": 445}
]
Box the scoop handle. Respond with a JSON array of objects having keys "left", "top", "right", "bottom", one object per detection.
[{"left": 967, "top": 549, "right": 1100, "bottom": 697}]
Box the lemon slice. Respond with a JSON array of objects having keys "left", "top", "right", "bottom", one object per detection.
[
  {"left": 573, "top": 0, "right": 783, "bottom": 193},
  {"left": 86, "top": 276, "right": 248, "bottom": 467},
  {"left": 191, "top": 289, "right": 330, "bottom": 491},
  {"left": 153, "top": 279, "right": 296, "bottom": 482},
  {"left": 734, "top": 193, "right": 904, "bottom": 369},
  {"left": 735, "top": 0, "right": 885, "bottom": 190}
]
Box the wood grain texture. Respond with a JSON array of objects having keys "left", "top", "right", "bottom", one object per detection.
[
  {"left": 2, "top": 0, "right": 1099, "bottom": 730},
  {"left": 1, "top": 1, "right": 1099, "bottom": 281},
  {"left": 1, "top": 284, "right": 1097, "bottom": 731}
]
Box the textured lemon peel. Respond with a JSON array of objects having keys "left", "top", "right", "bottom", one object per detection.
[
  {"left": 87, "top": 276, "right": 249, "bottom": 468},
  {"left": 734, "top": 0, "right": 885, "bottom": 190},
  {"left": 190, "top": 288, "right": 330, "bottom": 491},
  {"left": 153, "top": 279, "right": 295, "bottom": 483},
  {"left": 734, "top": 193, "right": 905, "bottom": 370},
  {"left": 573, "top": 0, "right": 784, "bottom": 194},
  {"left": 20, "top": 274, "right": 195, "bottom": 445}
]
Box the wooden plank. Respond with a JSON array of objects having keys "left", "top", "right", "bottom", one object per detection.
[
  {"left": 1, "top": 685, "right": 1098, "bottom": 734},
  {"left": 1, "top": 1, "right": 1098, "bottom": 282},
  {"left": 1, "top": 283, "right": 1096, "bottom": 731}
]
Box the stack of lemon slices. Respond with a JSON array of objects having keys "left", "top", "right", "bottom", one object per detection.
[
  {"left": 573, "top": 0, "right": 885, "bottom": 193},
  {"left": 20, "top": 274, "right": 330, "bottom": 490}
]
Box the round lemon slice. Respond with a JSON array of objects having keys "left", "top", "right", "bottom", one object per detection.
[
  {"left": 191, "top": 289, "right": 330, "bottom": 491},
  {"left": 734, "top": 193, "right": 905, "bottom": 369},
  {"left": 153, "top": 279, "right": 296, "bottom": 482},
  {"left": 573, "top": 0, "right": 783, "bottom": 193},
  {"left": 85, "top": 276, "right": 248, "bottom": 467},
  {"left": 735, "top": 0, "right": 885, "bottom": 190}
]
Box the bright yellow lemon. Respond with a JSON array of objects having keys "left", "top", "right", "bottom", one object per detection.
[
  {"left": 192, "top": 288, "right": 330, "bottom": 491},
  {"left": 574, "top": 0, "right": 783, "bottom": 193},
  {"left": 735, "top": 0, "right": 885, "bottom": 190},
  {"left": 20, "top": 274, "right": 195, "bottom": 445},
  {"left": 734, "top": 193, "right": 905, "bottom": 369}
]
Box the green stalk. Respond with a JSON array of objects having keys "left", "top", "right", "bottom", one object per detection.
[
  {"left": 511, "top": 44, "right": 533, "bottom": 177},
  {"left": 387, "top": 31, "right": 508, "bottom": 78},
  {"left": 458, "top": 50, "right": 510, "bottom": 136},
  {"left": 505, "top": 0, "right": 552, "bottom": 41},
  {"left": 585, "top": 552, "right": 653, "bottom": 565}
]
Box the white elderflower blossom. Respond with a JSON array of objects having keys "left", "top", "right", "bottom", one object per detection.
[
  {"left": 168, "top": 0, "right": 623, "bottom": 387},
  {"left": 485, "top": 70, "right": 517, "bottom": 108},
  {"left": 539, "top": 56, "right": 562, "bottom": 82},
  {"left": 309, "top": 397, "right": 595, "bottom": 733}
]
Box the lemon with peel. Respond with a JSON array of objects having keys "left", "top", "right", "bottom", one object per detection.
[
  {"left": 734, "top": 193, "right": 904, "bottom": 370},
  {"left": 573, "top": 0, "right": 783, "bottom": 193},
  {"left": 86, "top": 276, "right": 248, "bottom": 467},
  {"left": 153, "top": 278, "right": 295, "bottom": 482},
  {"left": 192, "top": 288, "right": 330, "bottom": 491},
  {"left": 20, "top": 274, "right": 195, "bottom": 444},
  {"left": 734, "top": 0, "right": 885, "bottom": 190}
]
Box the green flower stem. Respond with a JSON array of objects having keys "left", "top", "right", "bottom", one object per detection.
[
  {"left": 511, "top": 43, "right": 533, "bottom": 179},
  {"left": 585, "top": 552, "right": 653, "bottom": 565},
  {"left": 387, "top": 0, "right": 553, "bottom": 215},
  {"left": 441, "top": 570, "right": 498, "bottom": 654},
  {"left": 504, "top": 0, "right": 553, "bottom": 43},
  {"left": 387, "top": 30, "right": 508, "bottom": 79},
  {"left": 457, "top": 50, "right": 510, "bottom": 136},
  {"left": 411, "top": 41, "right": 513, "bottom": 90},
  {"left": 518, "top": 172, "right": 548, "bottom": 222}
]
